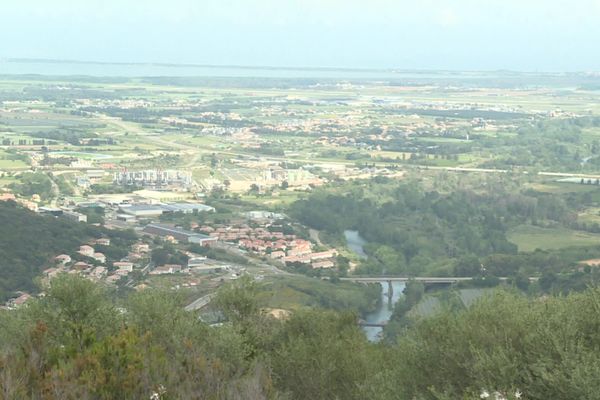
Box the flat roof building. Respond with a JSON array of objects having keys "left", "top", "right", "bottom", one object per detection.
[
  {"left": 62, "top": 210, "right": 88, "bottom": 223},
  {"left": 143, "top": 223, "right": 217, "bottom": 246},
  {"left": 120, "top": 204, "right": 166, "bottom": 217},
  {"left": 119, "top": 203, "right": 215, "bottom": 218},
  {"left": 116, "top": 214, "right": 136, "bottom": 223}
]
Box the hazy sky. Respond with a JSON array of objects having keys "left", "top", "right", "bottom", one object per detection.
[{"left": 1, "top": 0, "right": 599, "bottom": 71}]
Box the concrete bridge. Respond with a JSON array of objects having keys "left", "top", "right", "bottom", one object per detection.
[
  {"left": 342, "top": 277, "right": 507, "bottom": 304},
  {"left": 341, "top": 276, "right": 477, "bottom": 284},
  {"left": 358, "top": 320, "right": 387, "bottom": 328}
]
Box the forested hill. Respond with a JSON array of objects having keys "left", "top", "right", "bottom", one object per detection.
[{"left": 0, "top": 201, "right": 102, "bottom": 300}]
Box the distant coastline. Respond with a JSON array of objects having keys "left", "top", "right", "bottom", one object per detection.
[{"left": 1, "top": 58, "right": 598, "bottom": 86}]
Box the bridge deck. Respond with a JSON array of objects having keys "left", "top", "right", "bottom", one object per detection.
[{"left": 341, "top": 277, "right": 476, "bottom": 283}]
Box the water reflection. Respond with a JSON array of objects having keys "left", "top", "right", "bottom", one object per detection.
[
  {"left": 344, "top": 230, "right": 367, "bottom": 259},
  {"left": 363, "top": 281, "right": 405, "bottom": 341}
]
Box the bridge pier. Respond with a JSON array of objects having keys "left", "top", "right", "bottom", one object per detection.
[{"left": 387, "top": 280, "right": 393, "bottom": 306}]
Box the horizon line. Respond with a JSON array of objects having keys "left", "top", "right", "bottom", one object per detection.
[{"left": 4, "top": 57, "right": 599, "bottom": 76}]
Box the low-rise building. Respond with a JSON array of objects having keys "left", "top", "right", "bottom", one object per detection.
[
  {"left": 310, "top": 250, "right": 338, "bottom": 261},
  {"left": 8, "top": 292, "right": 32, "bottom": 308},
  {"left": 116, "top": 214, "right": 136, "bottom": 223},
  {"left": 95, "top": 238, "right": 111, "bottom": 246},
  {"left": 54, "top": 254, "right": 72, "bottom": 265},
  {"left": 79, "top": 245, "right": 95, "bottom": 257},
  {"left": 244, "top": 210, "right": 285, "bottom": 221},
  {"left": 149, "top": 264, "right": 182, "bottom": 275},
  {"left": 91, "top": 266, "right": 107, "bottom": 279},
  {"left": 0, "top": 193, "right": 16, "bottom": 202},
  {"left": 120, "top": 204, "right": 166, "bottom": 218},
  {"left": 132, "top": 243, "right": 150, "bottom": 253},
  {"left": 270, "top": 251, "right": 286, "bottom": 259},
  {"left": 62, "top": 210, "right": 87, "bottom": 223},
  {"left": 93, "top": 253, "right": 106, "bottom": 264},
  {"left": 73, "top": 261, "right": 92, "bottom": 271},
  {"left": 113, "top": 261, "right": 134, "bottom": 272},
  {"left": 106, "top": 274, "right": 122, "bottom": 284},
  {"left": 143, "top": 224, "right": 217, "bottom": 246},
  {"left": 312, "top": 260, "right": 335, "bottom": 269},
  {"left": 162, "top": 203, "right": 215, "bottom": 214},
  {"left": 42, "top": 267, "right": 61, "bottom": 279},
  {"left": 287, "top": 247, "right": 312, "bottom": 257}
]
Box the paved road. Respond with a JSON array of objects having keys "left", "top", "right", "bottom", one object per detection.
[
  {"left": 46, "top": 173, "right": 60, "bottom": 207},
  {"left": 185, "top": 293, "right": 217, "bottom": 311},
  {"left": 309, "top": 229, "right": 323, "bottom": 246}
]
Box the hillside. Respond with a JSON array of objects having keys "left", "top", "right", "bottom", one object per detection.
[
  {"left": 0, "top": 201, "right": 102, "bottom": 300},
  {"left": 2, "top": 275, "right": 600, "bottom": 399}
]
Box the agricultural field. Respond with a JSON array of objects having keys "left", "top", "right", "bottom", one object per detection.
[
  {"left": 507, "top": 225, "right": 600, "bottom": 252},
  {"left": 0, "top": 150, "right": 28, "bottom": 169},
  {"left": 527, "top": 181, "right": 600, "bottom": 194}
]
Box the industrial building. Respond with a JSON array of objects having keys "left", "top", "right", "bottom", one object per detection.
[
  {"left": 119, "top": 203, "right": 215, "bottom": 218},
  {"left": 119, "top": 204, "right": 166, "bottom": 217},
  {"left": 62, "top": 210, "right": 88, "bottom": 223},
  {"left": 38, "top": 207, "right": 63, "bottom": 217},
  {"left": 116, "top": 214, "right": 136, "bottom": 223},
  {"left": 143, "top": 223, "right": 217, "bottom": 246}
]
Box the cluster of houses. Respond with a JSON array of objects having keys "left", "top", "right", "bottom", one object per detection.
[
  {"left": 0, "top": 191, "right": 40, "bottom": 212},
  {"left": 42, "top": 239, "right": 151, "bottom": 287},
  {"left": 3, "top": 292, "right": 33, "bottom": 309},
  {"left": 281, "top": 249, "right": 339, "bottom": 269},
  {"left": 198, "top": 223, "right": 339, "bottom": 269}
]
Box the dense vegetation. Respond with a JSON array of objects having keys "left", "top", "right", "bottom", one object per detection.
[
  {"left": 0, "top": 202, "right": 98, "bottom": 300},
  {"left": 255, "top": 275, "right": 381, "bottom": 315},
  {"left": 3, "top": 275, "right": 600, "bottom": 399},
  {"left": 478, "top": 117, "right": 600, "bottom": 171},
  {"left": 0, "top": 202, "right": 135, "bottom": 301},
  {"left": 8, "top": 172, "right": 54, "bottom": 201},
  {"left": 291, "top": 179, "right": 571, "bottom": 274}
]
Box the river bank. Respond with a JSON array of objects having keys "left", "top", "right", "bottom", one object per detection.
[{"left": 343, "top": 229, "right": 404, "bottom": 341}]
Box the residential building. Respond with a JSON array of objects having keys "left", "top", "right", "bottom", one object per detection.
[
  {"left": 79, "top": 245, "right": 95, "bottom": 257},
  {"left": 93, "top": 253, "right": 106, "bottom": 264},
  {"left": 312, "top": 260, "right": 335, "bottom": 269},
  {"left": 114, "top": 261, "right": 134, "bottom": 272},
  {"left": 95, "top": 238, "right": 111, "bottom": 246},
  {"left": 54, "top": 254, "right": 72, "bottom": 265}
]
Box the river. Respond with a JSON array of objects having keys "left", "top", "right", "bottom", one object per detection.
[
  {"left": 343, "top": 230, "right": 368, "bottom": 259},
  {"left": 343, "top": 230, "right": 404, "bottom": 341},
  {"left": 363, "top": 281, "right": 406, "bottom": 341}
]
